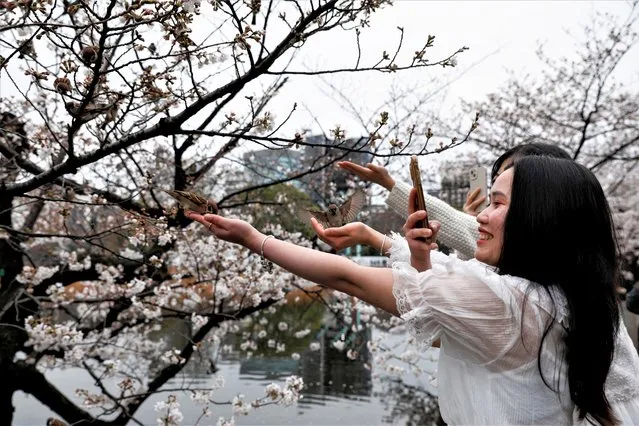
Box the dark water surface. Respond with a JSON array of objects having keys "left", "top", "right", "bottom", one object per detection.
[{"left": 14, "top": 324, "right": 439, "bottom": 425}]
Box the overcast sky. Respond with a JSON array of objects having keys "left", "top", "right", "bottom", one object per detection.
[
  {"left": 259, "top": 1, "right": 637, "bottom": 137},
  {"left": 275, "top": 0, "right": 639, "bottom": 130},
  {"left": 247, "top": 0, "right": 639, "bottom": 185}
]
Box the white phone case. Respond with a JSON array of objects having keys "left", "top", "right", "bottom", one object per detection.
[{"left": 468, "top": 166, "right": 489, "bottom": 209}]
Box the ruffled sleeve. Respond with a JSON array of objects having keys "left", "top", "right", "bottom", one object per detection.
[
  {"left": 387, "top": 231, "right": 411, "bottom": 263},
  {"left": 389, "top": 238, "right": 559, "bottom": 366},
  {"left": 391, "top": 258, "right": 445, "bottom": 347},
  {"left": 601, "top": 323, "right": 639, "bottom": 424}
]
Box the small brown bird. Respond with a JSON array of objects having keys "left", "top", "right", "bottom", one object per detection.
[
  {"left": 80, "top": 45, "right": 99, "bottom": 65},
  {"left": 54, "top": 76, "right": 72, "bottom": 94},
  {"left": 65, "top": 101, "right": 117, "bottom": 124},
  {"left": 47, "top": 418, "right": 68, "bottom": 426},
  {"left": 162, "top": 189, "right": 218, "bottom": 214},
  {"left": 298, "top": 188, "right": 366, "bottom": 228}
]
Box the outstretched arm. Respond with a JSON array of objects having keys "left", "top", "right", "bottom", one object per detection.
[
  {"left": 186, "top": 212, "right": 400, "bottom": 315},
  {"left": 337, "top": 161, "right": 396, "bottom": 191}
]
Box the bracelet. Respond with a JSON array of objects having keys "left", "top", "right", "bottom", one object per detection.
[
  {"left": 260, "top": 235, "right": 274, "bottom": 274},
  {"left": 380, "top": 234, "right": 387, "bottom": 256}
]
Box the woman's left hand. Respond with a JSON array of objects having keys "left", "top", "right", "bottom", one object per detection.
[
  {"left": 311, "top": 219, "right": 371, "bottom": 251},
  {"left": 186, "top": 211, "right": 261, "bottom": 251},
  {"left": 463, "top": 187, "right": 487, "bottom": 216}
]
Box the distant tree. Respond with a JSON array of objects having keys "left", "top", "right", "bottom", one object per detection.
[
  {"left": 244, "top": 183, "right": 314, "bottom": 237},
  {"left": 377, "top": 379, "right": 442, "bottom": 426}
]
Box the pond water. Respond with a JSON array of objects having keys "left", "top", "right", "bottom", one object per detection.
[{"left": 13, "top": 326, "right": 439, "bottom": 425}]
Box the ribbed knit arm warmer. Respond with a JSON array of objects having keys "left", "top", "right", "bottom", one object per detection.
[{"left": 385, "top": 180, "right": 479, "bottom": 260}]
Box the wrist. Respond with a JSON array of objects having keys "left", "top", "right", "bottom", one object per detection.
[
  {"left": 246, "top": 230, "right": 267, "bottom": 253},
  {"left": 385, "top": 177, "right": 396, "bottom": 191},
  {"left": 410, "top": 255, "right": 431, "bottom": 272},
  {"left": 258, "top": 234, "right": 275, "bottom": 274},
  {"left": 361, "top": 225, "right": 376, "bottom": 247},
  {"left": 379, "top": 234, "right": 389, "bottom": 255}
]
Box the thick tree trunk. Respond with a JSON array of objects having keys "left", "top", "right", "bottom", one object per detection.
[
  {"left": 15, "top": 363, "right": 109, "bottom": 426},
  {"left": 0, "top": 187, "right": 23, "bottom": 426},
  {"left": 0, "top": 366, "right": 16, "bottom": 426},
  {"left": 0, "top": 312, "right": 27, "bottom": 426}
]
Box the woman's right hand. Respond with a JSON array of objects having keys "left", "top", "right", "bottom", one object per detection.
[
  {"left": 311, "top": 218, "right": 370, "bottom": 251},
  {"left": 337, "top": 161, "right": 396, "bottom": 191},
  {"left": 404, "top": 189, "right": 440, "bottom": 272}
]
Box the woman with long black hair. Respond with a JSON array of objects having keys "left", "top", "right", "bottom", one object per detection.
[{"left": 188, "top": 156, "right": 639, "bottom": 424}]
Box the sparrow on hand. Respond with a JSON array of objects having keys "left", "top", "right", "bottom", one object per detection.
[
  {"left": 162, "top": 189, "right": 218, "bottom": 215},
  {"left": 298, "top": 188, "right": 366, "bottom": 228}
]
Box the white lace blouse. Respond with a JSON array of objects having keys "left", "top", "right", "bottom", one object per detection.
[{"left": 389, "top": 237, "right": 639, "bottom": 425}]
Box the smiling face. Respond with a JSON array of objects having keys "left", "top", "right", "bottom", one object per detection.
[{"left": 475, "top": 168, "right": 513, "bottom": 266}]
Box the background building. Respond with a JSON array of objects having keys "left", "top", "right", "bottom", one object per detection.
[{"left": 242, "top": 135, "right": 373, "bottom": 205}]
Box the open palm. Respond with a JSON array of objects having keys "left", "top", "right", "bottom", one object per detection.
[
  {"left": 186, "top": 212, "right": 257, "bottom": 247},
  {"left": 311, "top": 218, "right": 368, "bottom": 251}
]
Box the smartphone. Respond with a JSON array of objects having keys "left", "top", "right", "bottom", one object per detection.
[
  {"left": 468, "top": 166, "right": 489, "bottom": 210},
  {"left": 409, "top": 156, "right": 430, "bottom": 233}
]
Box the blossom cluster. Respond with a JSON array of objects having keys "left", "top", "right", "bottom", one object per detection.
[
  {"left": 24, "top": 316, "right": 84, "bottom": 353},
  {"left": 155, "top": 395, "right": 184, "bottom": 426}
]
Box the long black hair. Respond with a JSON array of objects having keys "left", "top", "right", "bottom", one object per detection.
[
  {"left": 490, "top": 143, "right": 571, "bottom": 182},
  {"left": 497, "top": 156, "right": 620, "bottom": 424}
]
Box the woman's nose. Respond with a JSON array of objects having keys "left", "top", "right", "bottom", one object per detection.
[{"left": 476, "top": 210, "right": 488, "bottom": 224}]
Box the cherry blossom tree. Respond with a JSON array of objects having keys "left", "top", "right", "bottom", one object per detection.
[{"left": 0, "top": 1, "right": 471, "bottom": 424}]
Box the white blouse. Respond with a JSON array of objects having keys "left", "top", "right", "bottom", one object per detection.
[{"left": 389, "top": 237, "right": 639, "bottom": 425}]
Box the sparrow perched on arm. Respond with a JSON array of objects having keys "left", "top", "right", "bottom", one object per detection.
[
  {"left": 298, "top": 188, "right": 366, "bottom": 228},
  {"left": 162, "top": 189, "right": 218, "bottom": 215}
]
